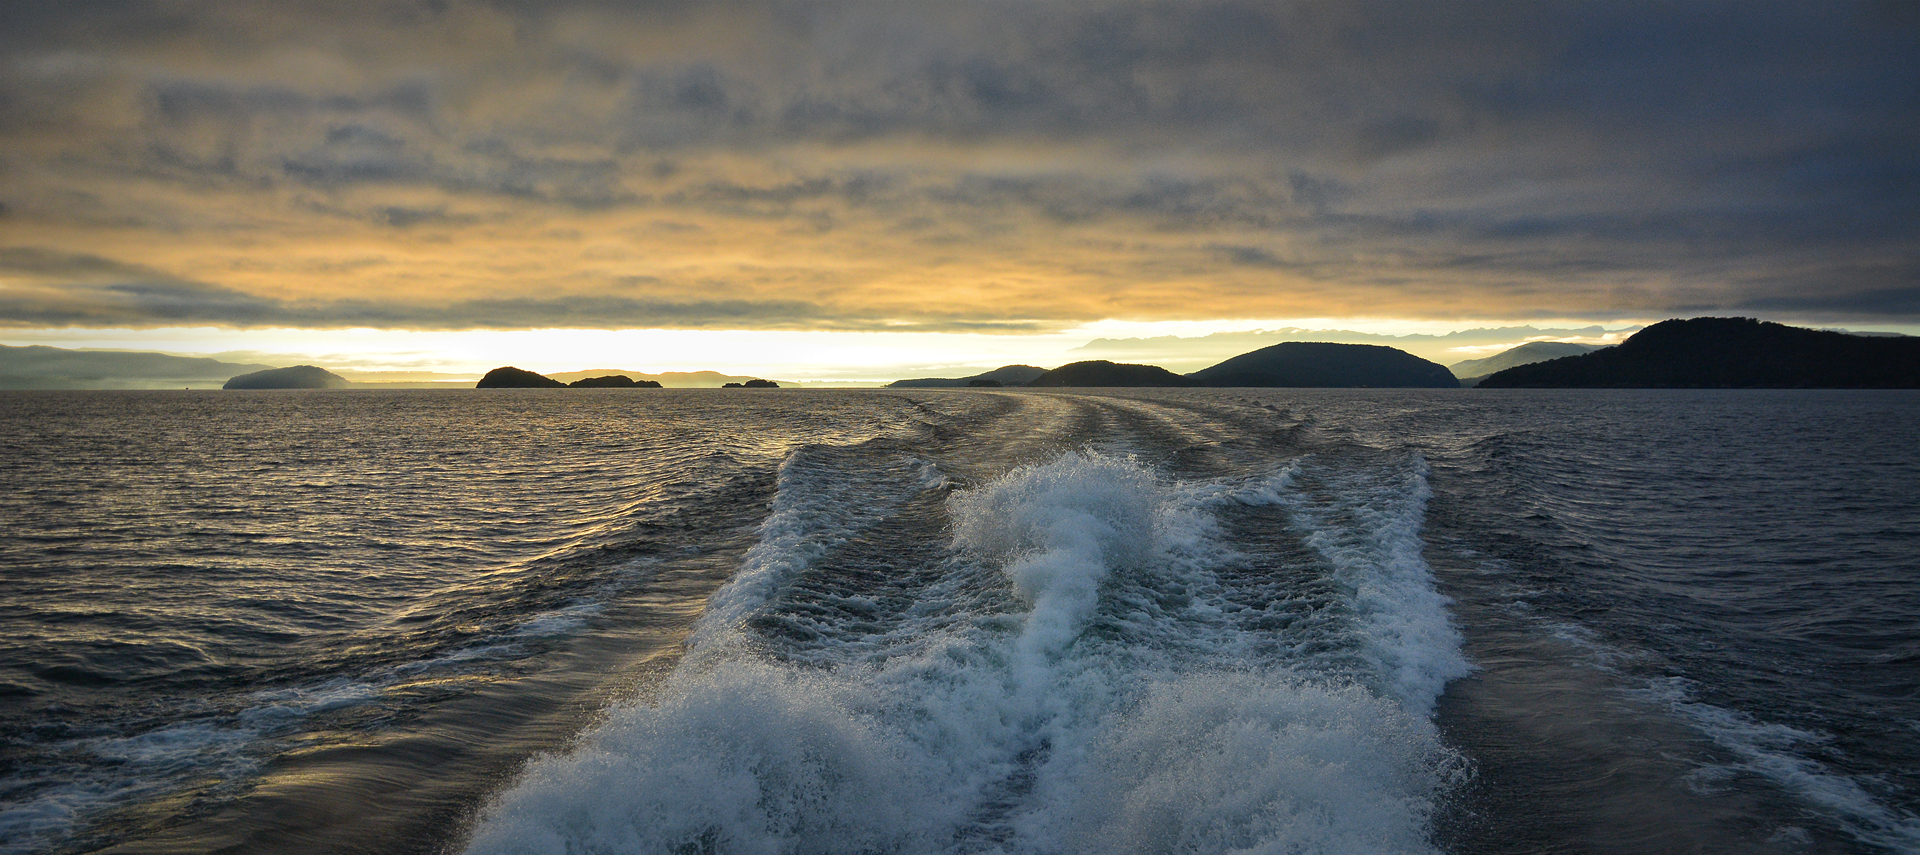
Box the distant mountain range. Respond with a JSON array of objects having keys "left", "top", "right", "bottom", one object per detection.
[
  {"left": 1478, "top": 318, "right": 1920, "bottom": 388},
  {"left": 1449, "top": 341, "right": 1609, "bottom": 386},
  {"left": 0, "top": 344, "right": 275, "bottom": 389},
  {"left": 1069, "top": 324, "right": 1637, "bottom": 371},
  {"left": 11, "top": 318, "right": 1913, "bottom": 392},
  {"left": 897, "top": 343, "right": 1459, "bottom": 388}
]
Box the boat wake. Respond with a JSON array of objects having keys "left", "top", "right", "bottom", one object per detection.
[{"left": 463, "top": 450, "right": 1470, "bottom": 854}]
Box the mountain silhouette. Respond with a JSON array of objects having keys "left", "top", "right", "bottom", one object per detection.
[
  {"left": 1477, "top": 317, "right": 1920, "bottom": 387},
  {"left": 886, "top": 365, "right": 1048, "bottom": 387},
  {"left": 223, "top": 365, "right": 351, "bottom": 390},
  {"left": 1026, "top": 361, "right": 1202, "bottom": 387},
  {"left": 477, "top": 366, "right": 566, "bottom": 388},
  {"left": 1191, "top": 342, "right": 1458, "bottom": 387}
]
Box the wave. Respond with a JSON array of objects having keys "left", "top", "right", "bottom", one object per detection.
[
  {"left": 0, "top": 593, "right": 618, "bottom": 855},
  {"left": 1279, "top": 457, "right": 1472, "bottom": 714},
  {"left": 693, "top": 442, "right": 947, "bottom": 639},
  {"left": 0, "top": 677, "right": 379, "bottom": 855},
  {"left": 1640, "top": 677, "right": 1920, "bottom": 853},
  {"left": 462, "top": 451, "right": 1469, "bottom": 855}
]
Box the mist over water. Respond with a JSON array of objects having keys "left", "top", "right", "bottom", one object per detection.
[{"left": 1, "top": 389, "right": 1915, "bottom": 855}]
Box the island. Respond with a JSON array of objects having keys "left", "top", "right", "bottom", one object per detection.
[
  {"left": 476, "top": 366, "right": 567, "bottom": 388},
  {"left": 1189, "top": 342, "right": 1459, "bottom": 388},
  {"left": 223, "top": 365, "right": 352, "bottom": 390},
  {"left": 1026, "top": 360, "right": 1203, "bottom": 387},
  {"left": 569, "top": 375, "right": 663, "bottom": 388},
  {"left": 1476, "top": 317, "right": 1920, "bottom": 388},
  {"left": 886, "top": 365, "right": 1048, "bottom": 388},
  {"left": 891, "top": 346, "right": 1462, "bottom": 389},
  {"left": 721, "top": 379, "right": 780, "bottom": 388},
  {"left": 545, "top": 369, "right": 767, "bottom": 387}
]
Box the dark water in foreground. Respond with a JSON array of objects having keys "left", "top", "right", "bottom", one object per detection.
[{"left": 0, "top": 389, "right": 1915, "bottom": 855}]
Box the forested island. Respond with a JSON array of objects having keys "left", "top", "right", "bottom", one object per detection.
[
  {"left": 223, "top": 365, "right": 352, "bottom": 390},
  {"left": 476, "top": 367, "right": 666, "bottom": 388},
  {"left": 1190, "top": 342, "right": 1458, "bottom": 388},
  {"left": 890, "top": 342, "right": 1459, "bottom": 388},
  {"left": 1478, "top": 318, "right": 1920, "bottom": 388}
]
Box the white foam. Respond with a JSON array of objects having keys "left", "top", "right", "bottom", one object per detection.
[
  {"left": 694, "top": 446, "right": 937, "bottom": 640},
  {"left": 1642, "top": 677, "right": 1920, "bottom": 853},
  {"left": 1526, "top": 605, "right": 1920, "bottom": 851},
  {"left": 950, "top": 453, "right": 1170, "bottom": 667},
  {"left": 0, "top": 795, "right": 79, "bottom": 855},
  {"left": 510, "top": 602, "right": 603, "bottom": 639},
  {"left": 464, "top": 452, "right": 1467, "bottom": 855},
  {"left": 1026, "top": 670, "right": 1463, "bottom": 855},
  {"left": 240, "top": 679, "right": 381, "bottom": 726},
  {"left": 85, "top": 721, "right": 261, "bottom": 766},
  {"left": 1217, "top": 463, "right": 1300, "bottom": 508},
  {"left": 460, "top": 659, "right": 962, "bottom": 855},
  {"left": 1286, "top": 457, "right": 1474, "bottom": 714},
  {"left": 0, "top": 718, "right": 267, "bottom": 855}
]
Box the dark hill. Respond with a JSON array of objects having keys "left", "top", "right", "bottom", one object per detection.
[
  {"left": 223, "top": 365, "right": 351, "bottom": 390},
  {"left": 1191, "top": 343, "right": 1458, "bottom": 388},
  {"left": 1026, "top": 360, "right": 1202, "bottom": 387},
  {"left": 1477, "top": 318, "right": 1920, "bottom": 388},
  {"left": 970, "top": 365, "right": 1048, "bottom": 386},
  {"left": 568, "top": 375, "right": 663, "bottom": 388},
  {"left": 477, "top": 366, "right": 565, "bottom": 388},
  {"left": 887, "top": 365, "right": 1047, "bottom": 388}
]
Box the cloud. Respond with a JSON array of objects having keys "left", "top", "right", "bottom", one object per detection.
[
  {"left": 0, "top": 0, "right": 1916, "bottom": 331},
  {"left": 1069, "top": 324, "right": 1638, "bottom": 369},
  {"left": 0, "top": 245, "right": 1057, "bottom": 331}
]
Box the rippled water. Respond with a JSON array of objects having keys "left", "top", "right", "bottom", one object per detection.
[{"left": 0, "top": 389, "right": 1914, "bottom": 854}]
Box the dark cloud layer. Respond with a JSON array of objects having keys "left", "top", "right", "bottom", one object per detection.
[{"left": 1, "top": 0, "right": 1916, "bottom": 330}]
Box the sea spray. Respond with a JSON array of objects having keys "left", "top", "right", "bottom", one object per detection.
[
  {"left": 1639, "top": 676, "right": 1920, "bottom": 853},
  {"left": 1280, "top": 456, "right": 1473, "bottom": 714},
  {"left": 693, "top": 443, "right": 938, "bottom": 640},
  {"left": 948, "top": 453, "right": 1172, "bottom": 668},
  {"left": 462, "top": 451, "right": 1467, "bottom": 855},
  {"left": 457, "top": 659, "right": 958, "bottom": 855},
  {"left": 1034, "top": 671, "right": 1461, "bottom": 855},
  {"left": 999, "top": 456, "right": 1465, "bottom": 854}
]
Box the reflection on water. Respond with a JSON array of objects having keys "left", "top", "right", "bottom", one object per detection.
[{"left": 0, "top": 389, "right": 1915, "bottom": 855}]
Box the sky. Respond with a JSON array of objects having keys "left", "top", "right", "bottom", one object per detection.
[{"left": 2, "top": 0, "right": 1916, "bottom": 380}]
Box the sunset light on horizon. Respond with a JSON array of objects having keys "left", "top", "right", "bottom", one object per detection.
[
  {"left": 5, "top": 5, "right": 1920, "bottom": 853},
  {"left": 4, "top": 1, "right": 1915, "bottom": 378}
]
